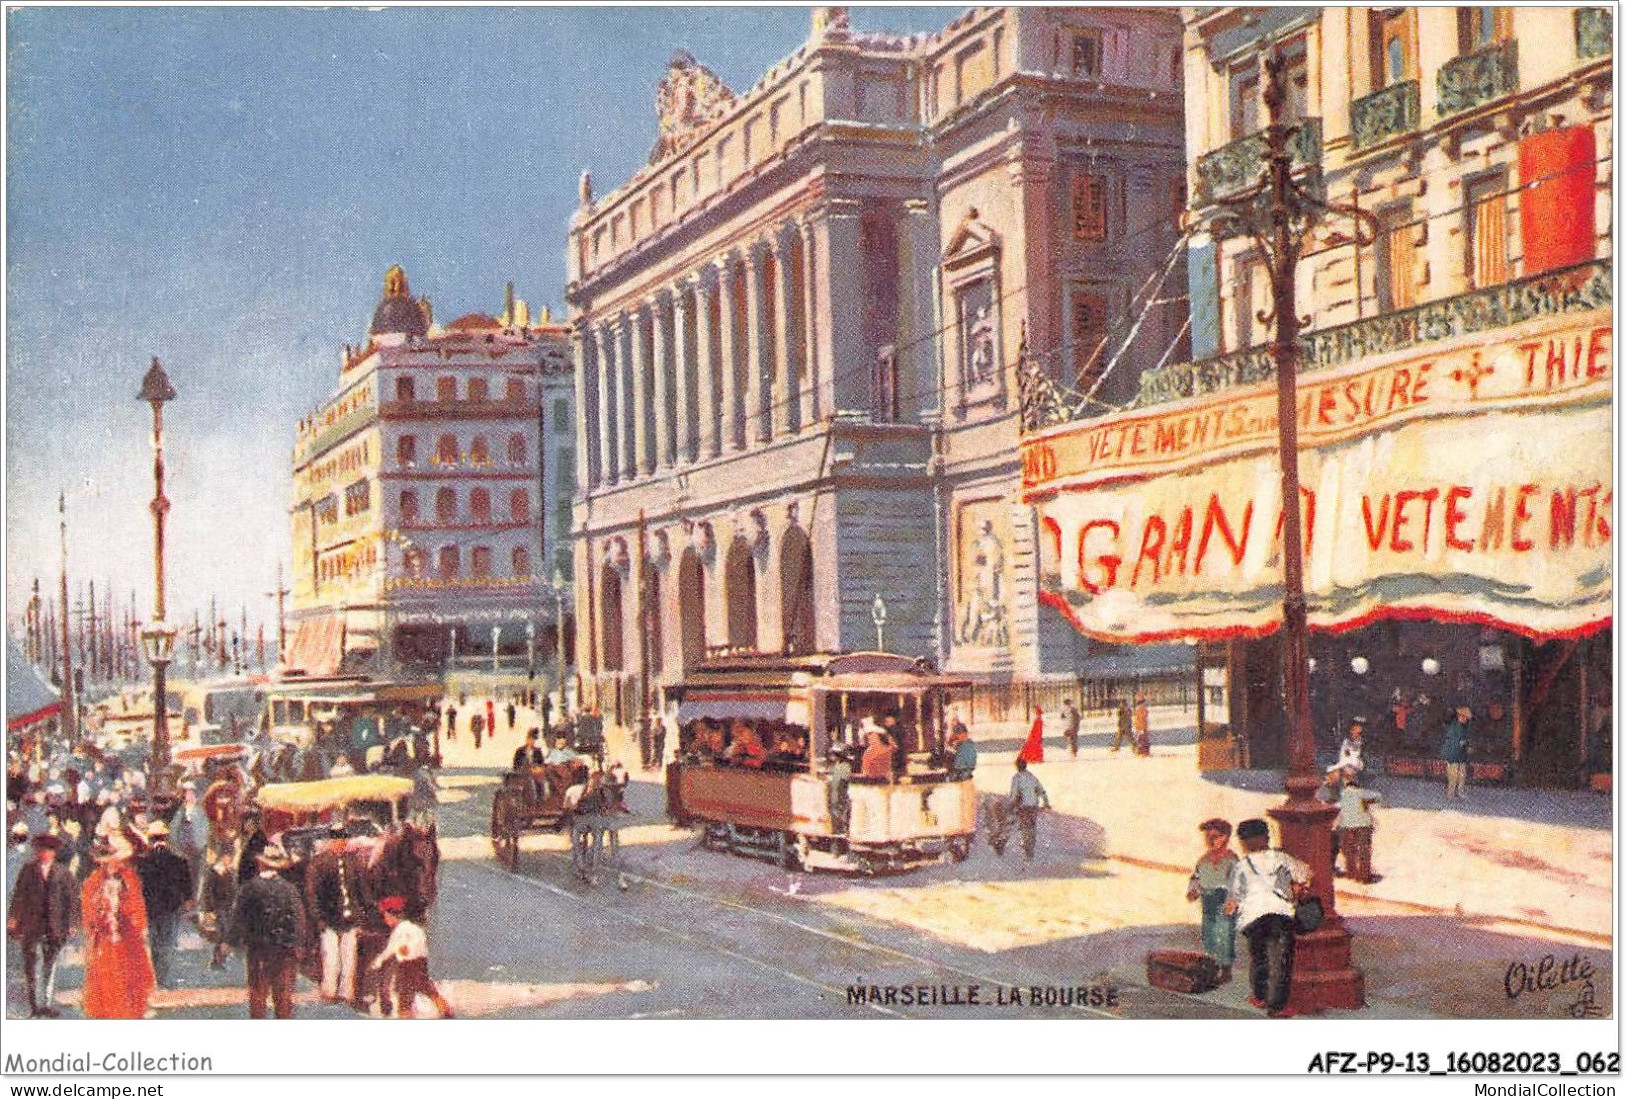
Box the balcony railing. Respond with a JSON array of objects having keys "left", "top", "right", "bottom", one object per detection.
[
  {"left": 1193, "top": 117, "right": 1322, "bottom": 208},
  {"left": 1351, "top": 80, "right": 1420, "bottom": 150},
  {"left": 1437, "top": 40, "right": 1519, "bottom": 117},
  {"left": 1131, "top": 259, "right": 1610, "bottom": 410},
  {"left": 1577, "top": 8, "right": 1612, "bottom": 60}
]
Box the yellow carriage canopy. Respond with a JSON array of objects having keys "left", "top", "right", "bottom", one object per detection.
[{"left": 255, "top": 775, "right": 414, "bottom": 815}]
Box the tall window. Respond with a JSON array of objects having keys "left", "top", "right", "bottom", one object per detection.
[
  {"left": 470, "top": 487, "right": 492, "bottom": 524},
  {"left": 436, "top": 376, "right": 457, "bottom": 402},
  {"left": 467, "top": 377, "right": 489, "bottom": 402},
  {"left": 344, "top": 480, "right": 370, "bottom": 517},
  {"left": 1070, "top": 290, "right": 1110, "bottom": 390},
  {"left": 1466, "top": 174, "right": 1509, "bottom": 289},
  {"left": 399, "top": 490, "right": 419, "bottom": 525},
  {"left": 397, "top": 435, "right": 416, "bottom": 466},
  {"left": 1376, "top": 208, "right": 1420, "bottom": 312},
  {"left": 553, "top": 398, "right": 571, "bottom": 432},
  {"left": 512, "top": 546, "right": 531, "bottom": 579},
  {"left": 1372, "top": 10, "right": 1417, "bottom": 88},
  {"left": 436, "top": 434, "right": 458, "bottom": 464},
  {"left": 404, "top": 548, "right": 424, "bottom": 578},
  {"left": 510, "top": 489, "right": 530, "bottom": 523},
  {"left": 1071, "top": 30, "right": 1103, "bottom": 78},
  {"left": 1229, "top": 63, "right": 1260, "bottom": 138},
  {"left": 438, "top": 546, "right": 460, "bottom": 580},
  {"left": 506, "top": 377, "right": 525, "bottom": 402},
  {"left": 1459, "top": 7, "right": 1512, "bottom": 52},
  {"left": 470, "top": 546, "right": 492, "bottom": 579},
  {"left": 395, "top": 376, "right": 415, "bottom": 402},
  {"left": 1072, "top": 173, "right": 1108, "bottom": 240},
  {"left": 1279, "top": 39, "right": 1309, "bottom": 125},
  {"left": 436, "top": 487, "right": 457, "bottom": 523},
  {"left": 507, "top": 434, "right": 527, "bottom": 465},
  {"left": 470, "top": 435, "right": 490, "bottom": 465}
]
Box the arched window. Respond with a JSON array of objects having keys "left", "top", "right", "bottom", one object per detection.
[
  {"left": 397, "top": 435, "right": 417, "bottom": 466},
  {"left": 470, "top": 487, "right": 491, "bottom": 524},
  {"left": 601, "top": 566, "right": 624, "bottom": 671},
  {"left": 510, "top": 489, "right": 530, "bottom": 523},
  {"left": 436, "top": 487, "right": 457, "bottom": 523},
  {"left": 506, "top": 377, "right": 525, "bottom": 402},
  {"left": 507, "top": 434, "right": 527, "bottom": 464},
  {"left": 780, "top": 526, "right": 815, "bottom": 654},
  {"left": 435, "top": 434, "right": 457, "bottom": 464},
  {"left": 395, "top": 376, "right": 415, "bottom": 402},
  {"left": 437, "top": 376, "right": 457, "bottom": 402},
  {"left": 399, "top": 490, "right": 419, "bottom": 525},
  {"left": 438, "top": 546, "right": 460, "bottom": 580},
  {"left": 678, "top": 549, "right": 706, "bottom": 671},
  {"left": 471, "top": 546, "right": 492, "bottom": 578},
  {"left": 470, "top": 435, "right": 489, "bottom": 465},
  {"left": 404, "top": 548, "right": 425, "bottom": 578},
  {"left": 468, "top": 377, "right": 489, "bottom": 402},
  {"left": 725, "top": 538, "right": 757, "bottom": 650},
  {"left": 512, "top": 546, "right": 531, "bottom": 579}
]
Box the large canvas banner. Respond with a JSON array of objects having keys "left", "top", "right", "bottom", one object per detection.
[{"left": 1022, "top": 312, "right": 1613, "bottom": 642}]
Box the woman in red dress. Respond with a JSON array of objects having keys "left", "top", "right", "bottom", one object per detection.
[{"left": 80, "top": 833, "right": 157, "bottom": 1019}]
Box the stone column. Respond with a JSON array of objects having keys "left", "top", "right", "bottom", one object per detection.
[
  {"left": 771, "top": 230, "right": 801, "bottom": 436},
  {"left": 744, "top": 240, "right": 774, "bottom": 443},
  {"left": 574, "top": 322, "right": 598, "bottom": 488},
  {"left": 899, "top": 197, "right": 942, "bottom": 420},
  {"left": 716, "top": 257, "right": 743, "bottom": 452},
  {"left": 616, "top": 315, "right": 637, "bottom": 480},
  {"left": 651, "top": 293, "right": 674, "bottom": 470},
  {"left": 596, "top": 321, "right": 619, "bottom": 485},
  {"left": 798, "top": 219, "right": 821, "bottom": 427},
  {"left": 672, "top": 284, "right": 695, "bottom": 465},
  {"left": 818, "top": 198, "right": 868, "bottom": 416},
  {"left": 693, "top": 273, "right": 721, "bottom": 459},
  {"left": 629, "top": 307, "right": 652, "bottom": 476}
]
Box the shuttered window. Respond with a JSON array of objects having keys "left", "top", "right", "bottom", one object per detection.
[
  {"left": 1467, "top": 176, "right": 1509, "bottom": 288},
  {"left": 1072, "top": 174, "right": 1108, "bottom": 240}
]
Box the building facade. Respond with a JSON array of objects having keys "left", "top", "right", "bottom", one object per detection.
[
  {"left": 1021, "top": 7, "right": 1612, "bottom": 787},
  {"left": 287, "top": 267, "right": 576, "bottom": 682},
  {"left": 568, "top": 6, "right": 1188, "bottom": 729}
]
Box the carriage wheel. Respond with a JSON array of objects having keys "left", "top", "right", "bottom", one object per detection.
[
  {"left": 948, "top": 836, "right": 972, "bottom": 863},
  {"left": 490, "top": 793, "right": 519, "bottom": 871}
]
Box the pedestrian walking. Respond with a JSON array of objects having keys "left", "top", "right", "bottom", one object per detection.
[
  {"left": 1185, "top": 819, "right": 1237, "bottom": 984},
  {"left": 136, "top": 822, "right": 194, "bottom": 989},
  {"left": 1007, "top": 757, "right": 1051, "bottom": 860},
  {"left": 1017, "top": 706, "right": 1045, "bottom": 764},
  {"left": 198, "top": 850, "right": 236, "bottom": 969},
  {"left": 485, "top": 699, "right": 496, "bottom": 744},
  {"left": 307, "top": 821, "right": 362, "bottom": 1006},
  {"left": 370, "top": 895, "right": 453, "bottom": 1019},
  {"left": 1337, "top": 718, "right": 1368, "bottom": 776},
  {"left": 471, "top": 712, "right": 485, "bottom": 750},
  {"left": 169, "top": 785, "right": 207, "bottom": 892},
  {"left": 1442, "top": 706, "right": 1473, "bottom": 801},
  {"left": 229, "top": 843, "right": 306, "bottom": 1019},
  {"left": 1060, "top": 698, "right": 1081, "bottom": 758},
  {"left": 948, "top": 726, "right": 977, "bottom": 781},
  {"left": 7, "top": 833, "right": 76, "bottom": 1016},
  {"left": 80, "top": 833, "right": 157, "bottom": 1020},
  {"left": 445, "top": 703, "right": 458, "bottom": 742},
  {"left": 1111, "top": 697, "right": 1133, "bottom": 752},
  {"left": 1335, "top": 768, "right": 1383, "bottom": 883},
  {"left": 1225, "top": 818, "right": 1311, "bottom": 1018},
  {"left": 1133, "top": 694, "right": 1152, "bottom": 756},
  {"left": 506, "top": 700, "right": 517, "bottom": 731},
  {"left": 539, "top": 693, "right": 553, "bottom": 733}
]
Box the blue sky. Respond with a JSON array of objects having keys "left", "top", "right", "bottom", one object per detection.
[{"left": 5, "top": 4, "right": 959, "bottom": 634}]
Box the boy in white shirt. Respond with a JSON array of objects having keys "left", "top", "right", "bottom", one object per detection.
[
  {"left": 371, "top": 895, "right": 454, "bottom": 1019},
  {"left": 1225, "top": 818, "right": 1311, "bottom": 1018}
]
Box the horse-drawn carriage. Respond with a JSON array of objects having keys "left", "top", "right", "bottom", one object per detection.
[
  {"left": 666, "top": 652, "right": 978, "bottom": 874},
  {"left": 489, "top": 750, "right": 628, "bottom": 881}
]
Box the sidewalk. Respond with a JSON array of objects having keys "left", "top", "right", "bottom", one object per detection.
[{"left": 967, "top": 708, "right": 1612, "bottom": 942}]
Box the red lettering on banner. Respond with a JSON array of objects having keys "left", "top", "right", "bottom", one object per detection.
[
  {"left": 1391, "top": 491, "right": 1419, "bottom": 553},
  {"left": 1388, "top": 368, "right": 1412, "bottom": 410},
  {"left": 1415, "top": 488, "right": 1439, "bottom": 549},
  {"left": 1412, "top": 363, "right": 1432, "bottom": 404},
  {"left": 1511, "top": 483, "right": 1539, "bottom": 551},
  {"left": 1154, "top": 421, "right": 1179, "bottom": 454},
  {"left": 1041, "top": 517, "right": 1062, "bottom": 563},
  {"left": 1444, "top": 487, "right": 1474, "bottom": 552},
  {"left": 1578, "top": 485, "right": 1603, "bottom": 547},
  {"left": 1129, "top": 424, "right": 1148, "bottom": 456},
  {"left": 1586, "top": 326, "right": 1611, "bottom": 379},
  {"left": 1317, "top": 386, "right": 1338, "bottom": 426},
  {"left": 1550, "top": 488, "right": 1579, "bottom": 550},
  {"left": 1132, "top": 517, "right": 1167, "bottom": 586},
  {"left": 1272, "top": 489, "right": 1317, "bottom": 556},
  {"left": 1598, "top": 491, "right": 1613, "bottom": 542},
  {"left": 1078, "top": 520, "right": 1121, "bottom": 595},
  {"left": 1196, "top": 495, "right": 1253, "bottom": 574},
  {"left": 1520, "top": 342, "right": 1543, "bottom": 387},
  {"left": 1479, "top": 488, "right": 1507, "bottom": 551},
  {"left": 1361, "top": 495, "right": 1392, "bottom": 551},
  {"left": 1165, "top": 507, "right": 1194, "bottom": 577}
]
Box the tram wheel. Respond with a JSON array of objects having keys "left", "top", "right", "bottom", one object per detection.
[{"left": 948, "top": 836, "right": 972, "bottom": 863}]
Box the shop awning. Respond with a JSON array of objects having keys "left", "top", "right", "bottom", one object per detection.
[{"left": 280, "top": 614, "right": 345, "bottom": 677}]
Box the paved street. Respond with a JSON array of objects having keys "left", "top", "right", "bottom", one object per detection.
[{"left": 7, "top": 702, "right": 1612, "bottom": 1021}]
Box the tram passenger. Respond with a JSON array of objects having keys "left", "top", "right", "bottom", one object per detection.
[
  {"left": 724, "top": 722, "right": 768, "bottom": 769},
  {"left": 544, "top": 735, "right": 581, "bottom": 766},
  {"left": 860, "top": 726, "right": 895, "bottom": 781},
  {"left": 826, "top": 745, "right": 852, "bottom": 835}
]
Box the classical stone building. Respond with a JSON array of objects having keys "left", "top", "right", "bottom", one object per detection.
[
  {"left": 567, "top": 7, "right": 1188, "bottom": 728},
  {"left": 286, "top": 267, "right": 576, "bottom": 682},
  {"left": 1020, "top": 7, "right": 1612, "bottom": 785}
]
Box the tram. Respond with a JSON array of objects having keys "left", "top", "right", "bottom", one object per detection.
[{"left": 665, "top": 652, "right": 976, "bottom": 874}]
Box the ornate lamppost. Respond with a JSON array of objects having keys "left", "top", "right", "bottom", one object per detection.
[
  {"left": 1203, "top": 47, "right": 1378, "bottom": 1013},
  {"left": 138, "top": 357, "right": 179, "bottom": 800},
  {"left": 871, "top": 594, "right": 887, "bottom": 653}
]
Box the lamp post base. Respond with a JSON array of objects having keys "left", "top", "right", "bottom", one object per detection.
[{"left": 1269, "top": 798, "right": 1366, "bottom": 1014}]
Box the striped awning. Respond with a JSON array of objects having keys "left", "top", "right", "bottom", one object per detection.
[{"left": 280, "top": 614, "right": 345, "bottom": 677}]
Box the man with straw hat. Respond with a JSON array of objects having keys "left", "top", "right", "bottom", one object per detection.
[{"left": 136, "top": 821, "right": 193, "bottom": 989}]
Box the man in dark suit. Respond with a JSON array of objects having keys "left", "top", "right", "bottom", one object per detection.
[
  {"left": 512, "top": 728, "right": 546, "bottom": 772},
  {"left": 136, "top": 822, "right": 194, "bottom": 988},
  {"left": 6, "top": 833, "right": 76, "bottom": 1016},
  {"left": 230, "top": 843, "right": 307, "bottom": 1019}
]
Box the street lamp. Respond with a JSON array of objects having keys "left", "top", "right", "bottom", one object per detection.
[
  {"left": 871, "top": 594, "right": 887, "bottom": 653},
  {"left": 553, "top": 566, "right": 570, "bottom": 720},
  {"left": 138, "top": 356, "right": 178, "bottom": 799}
]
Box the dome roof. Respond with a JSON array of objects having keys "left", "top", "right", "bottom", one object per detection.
[
  {"left": 446, "top": 312, "right": 501, "bottom": 331},
  {"left": 369, "top": 265, "right": 429, "bottom": 337}
]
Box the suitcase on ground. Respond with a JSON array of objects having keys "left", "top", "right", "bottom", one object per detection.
[{"left": 1145, "top": 949, "right": 1220, "bottom": 994}]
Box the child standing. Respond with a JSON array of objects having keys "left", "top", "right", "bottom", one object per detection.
[
  {"left": 371, "top": 896, "right": 454, "bottom": 1019},
  {"left": 1186, "top": 818, "right": 1238, "bottom": 983},
  {"left": 1335, "top": 767, "right": 1383, "bottom": 883}
]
